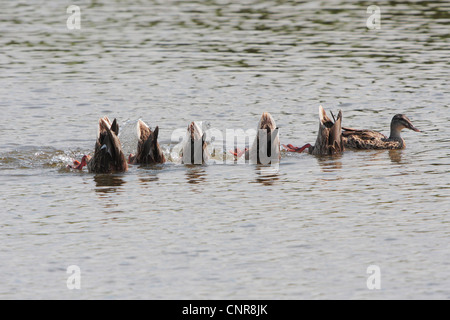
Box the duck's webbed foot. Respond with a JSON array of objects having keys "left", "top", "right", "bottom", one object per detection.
[
  {"left": 229, "top": 147, "right": 248, "bottom": 159},
  {"left": 282, "top": 143, "right": 311, "bottom": 153},
  {"left": 128, "top": 154, "right": 136, "bottom": 165},
  {"left": 67, "top": 155, "right": 89, "bottom": 170},
  {"left": 67, "top": 159, "right": 83, "bottom": 170},
  {"left": 67, "top": 160, "right": 80, "bottom": 169}
]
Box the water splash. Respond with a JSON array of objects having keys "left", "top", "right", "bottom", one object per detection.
[{"left": 0, "top": 146, "right": 88, "bottom": 171}]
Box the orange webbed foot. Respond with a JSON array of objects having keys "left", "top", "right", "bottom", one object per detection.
[
  {"left": 229, "top": 147, "right": 247, "bottom": 158},
  {"left": 67, "top": 155, "right": 89, "bottom": 170},
  {"left": 282, "top": 143, "right": 311, "bottom": 153}
]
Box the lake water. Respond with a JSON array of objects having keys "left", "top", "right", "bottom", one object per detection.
[{"left": 0, "top": 0, "right": 449, "bottom": 299}]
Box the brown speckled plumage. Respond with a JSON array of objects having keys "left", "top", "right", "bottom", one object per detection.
[
  {"left": 87, "top": 116, "right": 128, "bottom": 173},
  {"left": 342, "top": 114, "right": 419, "bottom": 150},
  {"left": 342, "top": 128, "right": 403, "bottom": 149},
  {"left": 181, "top": 122, "right": 209, "bottom": 165},
  {"left": 245, "top": 112, "right": 281, "bottom": 164},
  {"left": 308, "top": 106, "right": 344, "bottom": 156},
  {"left": 129, "top": 120, "right": 165, "bottom": 165}
]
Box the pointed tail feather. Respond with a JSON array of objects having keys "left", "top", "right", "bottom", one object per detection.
[{"left": 329, "top": 110, "right": 343, "bottom": 153}]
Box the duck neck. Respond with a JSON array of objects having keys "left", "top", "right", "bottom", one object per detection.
[{"left": 389, "top": 123, "right": 403, "bottom": 141}]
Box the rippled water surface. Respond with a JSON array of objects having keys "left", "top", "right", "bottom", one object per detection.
[{"left": 0, "top": 0, "right": 449, "bottom": 299}]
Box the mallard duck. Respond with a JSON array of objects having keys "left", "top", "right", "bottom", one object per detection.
[
  {"left": 283, "top": 105, "right": 344, "bottom": 156},
  {"left": 342, "top": 114, "right": 420, "bottom": 149},
  {"left": 181, "top": 121, "right": 208, "bottom": 165},
  {"left": 68, "top": 117, "right": 128, "bottom": 173},
  {"left": 128, "top": 119, "right": 165, "bottom": 165},
  {"left": 231, "top": 112, "right": 280, "bottom": 164}
]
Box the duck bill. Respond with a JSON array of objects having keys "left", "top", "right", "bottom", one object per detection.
[{"left": 408, "top": 122, "right": 420, "bottom": 132}]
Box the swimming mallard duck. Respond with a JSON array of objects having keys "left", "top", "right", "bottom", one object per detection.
[
  {"left": 283, "top": 105, "right": 344, "bottom": 156},
  {"left": 342, "top": 114, "right": 420, "bottom": 149},
  {"left": 68, "top": 116, "right": 128, "bottom": 173},
  {"left": 231, "top": 112, "right": 280, "bottom": 164},
  {"left": 128, "top": 119, "right": 165, "bottom": 165},
  {"left": 181, "top": 121, "right": 209, "bottom": 165}
]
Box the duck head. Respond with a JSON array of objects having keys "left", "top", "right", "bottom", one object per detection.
[{"left": 389, "top": 114, "right": 420, "bottom": 139}]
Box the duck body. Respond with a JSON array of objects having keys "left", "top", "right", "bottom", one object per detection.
[
  {"left": 87, "top": 116, "right": 128, "bottom": 173},
  {"left": 308, "top": 105, "right": 344, "bottom": 155},
  {"left": 128, "top": 120, "right": 165, "bottom": 165},
  {"left": 181, "top": 122, "right": 209, "bottom": 165},
  {"left": 342, "top": 114, "right": 419, "bottom": 150},
  {"left": 246, "top": 112, "right": 280, "bottom": 164},
  {"left": 342, "top": 128, "right": 403, "bottom": 149},
  {"left": 282, "top": 105, "right": 344, "bottom": 156}
]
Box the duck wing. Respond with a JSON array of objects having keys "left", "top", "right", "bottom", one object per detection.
[
  {"left": 342, "top": 127, "right": 388, "bottom": 149},
  {"left": 135, "top": 120, "right": 151, "bottom": 162},
  {"left": 89, "top": 117, "right": 128, "bottom": 173},
  {"left": 329, "top": 110, "right": 344, "bottom": 154},
  {"left": 137, "top": 119, "right": 151, "bottom": 142},
  {"left": 105, "top": 123, "right": 125, "bottom": 164}
]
